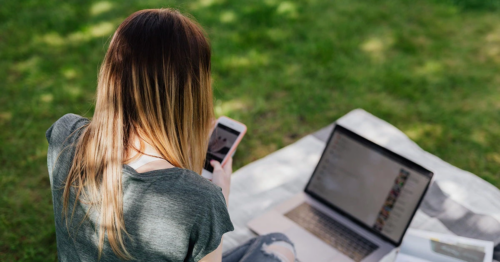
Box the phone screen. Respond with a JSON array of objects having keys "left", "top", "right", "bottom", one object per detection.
[{"left": 204, "top": 123, "right": 241, "bottom": 172}]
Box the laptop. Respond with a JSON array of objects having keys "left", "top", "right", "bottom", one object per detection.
[{"left": 248, "top": 124, "right": 433, "bottom": 262}]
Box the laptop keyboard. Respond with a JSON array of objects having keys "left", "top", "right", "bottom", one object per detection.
[{"left": 285, "top": 203, "right": 378, "bottom": 262}]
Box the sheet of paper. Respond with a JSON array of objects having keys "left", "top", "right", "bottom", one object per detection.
[
  {"left": 396, "top": 229, "right": 494, "bottom": 262},
  {"left": 395, "top": 253, "right": 431, "bottom": 262}
]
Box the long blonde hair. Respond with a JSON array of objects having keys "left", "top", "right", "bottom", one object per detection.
[{"left": 63, "top": 9, "right": 214, "bottom": 259}]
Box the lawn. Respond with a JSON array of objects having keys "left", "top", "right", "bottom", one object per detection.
[{"left": 1, "top": 0, "right": 500, "bottom": 260}]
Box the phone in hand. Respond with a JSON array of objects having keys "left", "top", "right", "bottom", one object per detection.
[{"left": 201, "top": 116, "right": 247, "bottom": 180}]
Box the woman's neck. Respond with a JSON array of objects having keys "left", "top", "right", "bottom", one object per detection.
[{"left": 126, "top": 133, "right": 175, "bottom": 173}]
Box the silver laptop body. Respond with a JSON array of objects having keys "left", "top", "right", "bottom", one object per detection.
[{"left": 248, "top": 124, "right": 433, "bottom": 262}]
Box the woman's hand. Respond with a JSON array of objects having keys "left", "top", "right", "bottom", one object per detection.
[{"left": 210, "top": 158, "right": 232, "bottom": 205}]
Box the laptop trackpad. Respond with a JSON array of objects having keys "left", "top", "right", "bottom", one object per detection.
[{"left": 285, "top": 226, "right": 347, "bottom": 262}]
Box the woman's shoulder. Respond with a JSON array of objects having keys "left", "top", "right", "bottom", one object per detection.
[
  {"left": 150, "top": 168, "right": 227, "bottom": 208},
  {"left": 123, "top": 167, "right": 227, "bottom": 213},
  {"left": 176, "top": 169, "right": 225, "bottom": 199},
  {"left": 45, "top": 113, "right": 89, "bottom": 146},
  {"left": 134, "top": 168, "right": 228, "bottom": 221}
]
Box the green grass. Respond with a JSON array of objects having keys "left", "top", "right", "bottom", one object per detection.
[{"left": 1, "top": 0, "right": 500, "bottom": 260}]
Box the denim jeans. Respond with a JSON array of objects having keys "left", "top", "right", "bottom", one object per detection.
[{"left": 222, "top": 233, "right": 296, "bottom": 262}]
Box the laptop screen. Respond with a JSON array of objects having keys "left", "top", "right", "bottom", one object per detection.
[{"left": 305, "top": 125, "right": 432, "bottom": 245}]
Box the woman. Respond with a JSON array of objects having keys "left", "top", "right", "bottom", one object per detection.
[{"left": 46, "top": 9, "right": 296, "bottom": 262}]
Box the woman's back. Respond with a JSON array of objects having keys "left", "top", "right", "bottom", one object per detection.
[{"left": 46, "top": 114, "right": 233, "bottom": 261}]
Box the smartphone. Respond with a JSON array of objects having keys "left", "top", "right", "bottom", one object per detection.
[{"left": 201, "top": 116, "right": 247, "bottom": 180}]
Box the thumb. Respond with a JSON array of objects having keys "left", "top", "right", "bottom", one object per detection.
[{"left": 210, "top": 160, "right": 223, "bottom": 172}]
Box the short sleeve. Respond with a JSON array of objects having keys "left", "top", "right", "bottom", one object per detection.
[
  {"left": 189, "top": 187, "right": 234, "bottom": 262},
  {"left": 46, "top": 114, "right": 89, "bottom": 179}
]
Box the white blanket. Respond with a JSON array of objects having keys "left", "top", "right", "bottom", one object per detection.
[{"left": 223, "top": 109, "right": 500, "bottom": 261}]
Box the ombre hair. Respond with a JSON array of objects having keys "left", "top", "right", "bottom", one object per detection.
[{"left": 63, "top": 9, "right": 214, "bottom": 259}]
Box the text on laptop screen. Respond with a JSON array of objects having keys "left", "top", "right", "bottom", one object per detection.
[{"left": 306, "top": 128, "right": 431, "bottom": 243}]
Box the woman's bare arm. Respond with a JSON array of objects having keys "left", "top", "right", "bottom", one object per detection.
[
  {"left": 199, "top": 158, "right": 232, "bottom": 262},
  {"left": 199, "top": 241, "right": 223, "bottom": 262}
]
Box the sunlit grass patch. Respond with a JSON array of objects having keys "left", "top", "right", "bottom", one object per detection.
[{"left": 90, "top": 1, "right": 114, "bottom": 16}]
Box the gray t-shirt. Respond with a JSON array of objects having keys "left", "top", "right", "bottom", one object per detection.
[{"left": 46, "top": 114, "right": 234, "bottom": 262}]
